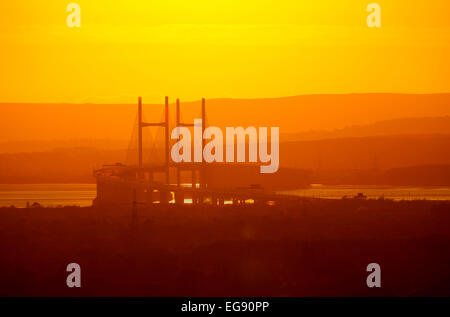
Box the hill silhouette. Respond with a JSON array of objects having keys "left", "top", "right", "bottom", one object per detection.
[
  {"left": 2, "top": 134, "right": 450, "bottom": 186},
  {"left": 2, "top": 115, "right": 450, "bottom": 154},
  {"left": 283, "top": 116, "right": 450, "bottom": 141},
  {"left": 2, "top": 94, "right": 450, "bottom": 145},
  {"left": 3, "top": 94, "right": 450, "bottom": 186}
]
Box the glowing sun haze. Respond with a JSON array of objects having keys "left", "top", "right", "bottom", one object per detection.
[{"left": 1, "top": 0, "right": 450, "bottom": 103}]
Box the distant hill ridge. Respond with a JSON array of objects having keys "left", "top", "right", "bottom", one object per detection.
[
  {"left": 2, "top": 115, "right": 450, "bottom": 153},
  {"left": 2, "top": 93, "right": 450, "bottom": 143},
  {"left": 282, "top": 116, "right": 450, "bottom": 141}
]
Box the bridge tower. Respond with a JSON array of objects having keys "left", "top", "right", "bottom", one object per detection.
[{"left": 175, "top": 98, "right": 207, "bottom": 202}]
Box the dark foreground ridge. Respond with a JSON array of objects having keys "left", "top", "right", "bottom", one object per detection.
[{"left": 1, "top": 198, "right": 450, "bottom": 296}]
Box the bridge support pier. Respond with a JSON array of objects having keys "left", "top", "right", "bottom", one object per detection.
[
  {"left": 145, "top": 189, "right": 153, "bottom": 205},
  {"left": 159, "top": 190, "right": 170, "bottom": 205},
  {"left": 197, "top": 194, "right": 204, "bottom": 205},
  {"left": 211, "top": 195, "right": 218, "bottom": 207},
  {"left": 192, "top": 192, "right": 197, "bottom": 205},
  {"left": 175, "top": 191, "right": 184, "bottom": 205},
  {"left": 192, "top": 170, "right": 197, "bottom": 189}
]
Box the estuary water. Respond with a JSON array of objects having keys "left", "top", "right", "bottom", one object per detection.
[
  {"left": 1, "top": 184, "right": 450, "bottom": 208},
  {"left": 281, "top": 184, "right": 450, "bottom": 201},
  {"left": 0, "top": 184, "right": 96, "bottom": 208}
]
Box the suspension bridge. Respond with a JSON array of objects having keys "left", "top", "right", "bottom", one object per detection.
[{"left": 93, "top": 97, "right": 303, "bottom": 207}]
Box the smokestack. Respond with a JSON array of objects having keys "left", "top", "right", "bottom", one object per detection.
[
  {"left": 138, "top": 96, "right": 143, "bottom": 170},
  {"left": 165, "top": 96, "right": 170, "bottom": 185},
  {"left": 176, "top": 99, "right": 181, "bottom": 187},
  {"left": 201, "top": 98, "right": 206, "bottom": 189}
]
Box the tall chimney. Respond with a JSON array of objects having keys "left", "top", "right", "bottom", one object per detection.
[
  {"left": 201, "top": 98, "right": 206, "bottom": 189},
  {"left": 176, "top": 98, "right": 181, "bottom": 187},
  {"left": 138, "top": 96, "right": 143, "bottom": 170},
  {"left": 165, "top": 96, "right": 170, "bottom": 185}
]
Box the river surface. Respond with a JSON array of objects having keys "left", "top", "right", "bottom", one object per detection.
[
  {"left": 281, "top": 184, "right": 450, "bottom": 201},
  {"left": 0, "top": 184, "right": 96, "bottom": 208},
  {"left": 1, "top": 184, "right": 450, "bottom": 208}
]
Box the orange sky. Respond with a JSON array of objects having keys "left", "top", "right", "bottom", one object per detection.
[{"left": 1, "top": 0, "right": 450, "bottom": 103}]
